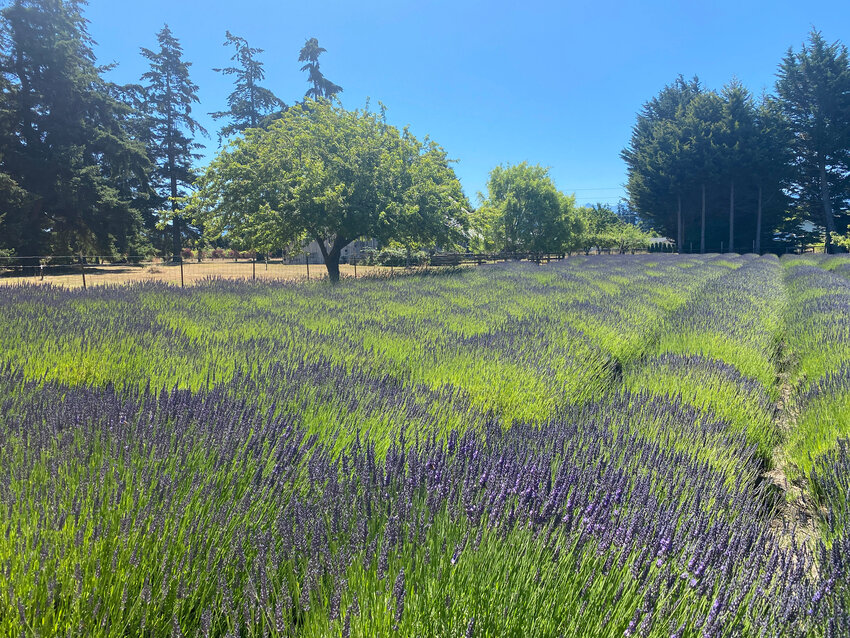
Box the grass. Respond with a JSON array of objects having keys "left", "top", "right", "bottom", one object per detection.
[{"left": 0, "top": 261, "right": 393, "bottom": 288}]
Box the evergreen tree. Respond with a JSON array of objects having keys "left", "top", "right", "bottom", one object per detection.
[
  {"left": 0, "top": 0, "right": 150, "bottom": 258},
  {"left": 140, "top": 24, "right": 207, "bottom": 261},
  {"left": 210, "top": 31, "right": 284, "bottom": 141},
  {"left": 720, "top": 81, "right": 758, "bottom": 253},
  {"left": 622, "top": 76, "right": 701, "bottom": 251},
  {"left": 776, "top": 30, "right": 850, "bottom": 252},
  {"left": 626, "top": 75, "right": 792, "bottom": 254},
  {"left": 298, "top": 37, "right": 342, "bottom": 101},
  {"left": 680, "top": 90, "right": 724, "bottom": 252},
  {"left": 751, "top": 97, "right": 793, "bottom": 253}
]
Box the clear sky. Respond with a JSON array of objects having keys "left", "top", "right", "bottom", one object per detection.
[{"left": 85, "top": 0, "right": 850, "bottom": 207}]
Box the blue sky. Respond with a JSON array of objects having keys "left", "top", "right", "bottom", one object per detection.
[{"left": 86, "top": 0, "right": 850, "bottom": 207}]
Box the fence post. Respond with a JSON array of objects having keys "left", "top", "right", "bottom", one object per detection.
[
  {"left": 353, "top": 258, "right": 357, "bottom": 279},
  {"left": 306, "top": 253, "right": 310, "bottom": 280},
  {"left": 79, "top": 254, "right": 87, "bottom": 289},
  {"left": 252, "top": 256, "right": 256, "bottom": 281}
]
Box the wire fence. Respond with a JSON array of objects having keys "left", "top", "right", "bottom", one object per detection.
[{"left": 0, "top": 253, "right": 576, "bottom": 289}]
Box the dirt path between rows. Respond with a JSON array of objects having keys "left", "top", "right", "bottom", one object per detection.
[{"left": 763, "top": 345, "right": 820, "bottom": 554}]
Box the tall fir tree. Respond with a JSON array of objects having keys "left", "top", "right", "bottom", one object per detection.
[
  {"left": 776, "top": 29, "right": 850, "bottom": 252},
  {"left": 720, "top": 81, "right": 758, "bottom": 253},
  {"left": 622, "top": 75, "right": 701, "bottom": 251},
  {"left": 210, "top": 31, "right": 284, "bottom": 141},
  {"left": 298, "top": 37, "right": 342, "bottom": 101},
  {"left": 0, "top": 0, "right": 150, "bottom": 259},
  {"left": 680, "top": 90, "right": 724, "bottom": 252},
  {"left": 140, "top": 24, "right": 207, "bottom": 261}
]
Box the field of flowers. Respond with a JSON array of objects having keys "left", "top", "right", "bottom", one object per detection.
[{"left": 0, "top": 254, "right": 849, "bottom": 636}]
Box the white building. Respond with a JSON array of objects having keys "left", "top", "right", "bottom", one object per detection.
[{"left": 297, "top": 238, "right": 379, "bottom": 263}]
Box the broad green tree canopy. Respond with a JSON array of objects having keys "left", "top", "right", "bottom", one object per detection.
[
  {"left": 188, "top": 100, "right": 470, "bottom": 281},
  {"left": 475, "top": 162, "right": 578, "bottom": 254}
]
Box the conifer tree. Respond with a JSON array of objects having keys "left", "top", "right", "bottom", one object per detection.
[
  {"left": 210, "top": 31, "right": 284, "bottom": 141},
  {"left": 0, "top": 0, "right": 149, "bottom": 258},
  {"left": 298, "top": 37, "right": 342, "bottom": 101},
  {"left": 140, "top": 24, "right": 207, "bottom": 261},
  {"left": 720, "top": 81, "right": 758, "bottom": 253},
  {"left": 776, "top": 30, "right": 850, "bottom": 252}
]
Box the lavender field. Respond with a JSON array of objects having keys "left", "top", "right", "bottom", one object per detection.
[{"left": 1, "top": 254, "right": 849, "bottom": 637}]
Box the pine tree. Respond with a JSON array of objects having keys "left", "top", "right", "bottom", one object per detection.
[
  {"left": 298, "top": 37, "right": 342, "bottom": 101},
  {"left": 0, "top": 0, "right": 150, "bottom": 259},
  {"left": 776, "top": 30, "right": 850, "bottom": 252},
  {"left": 210, "top": 31, "right": 284, "bottom": 141},
  {"left": 140, "top": 24, "right": 207, "bottom": 261}
]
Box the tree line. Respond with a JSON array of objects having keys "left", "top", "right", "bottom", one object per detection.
[
  {"left": 5, "top": 1, "right": 846, "bottom": 283},
  {"left": 0, "top": 0, "right": 652, "bottom": 282},
  {"left": 469, "top": 163, "right": 653, "bottom": 257},
  {"left": 623, "top": 30, "right": 850, "bottom": 253},
  {"left": 0, "top": 0, "right": 341, "bottom": 262}
]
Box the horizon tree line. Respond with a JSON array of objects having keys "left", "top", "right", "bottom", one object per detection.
[
  {"left": 623, "top": 30, "right": 850, "bottom": 253},
  {"left": 1, "top": 1, "right": 848, "bottom": 262}
]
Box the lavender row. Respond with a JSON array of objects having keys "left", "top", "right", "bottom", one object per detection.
[{"left": 0, "top": 368, "right": 826, "bottom": 636}]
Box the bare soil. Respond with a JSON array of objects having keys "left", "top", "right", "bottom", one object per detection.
[{"left": 765, "top": 348, "right": 820, "bottom": 554}]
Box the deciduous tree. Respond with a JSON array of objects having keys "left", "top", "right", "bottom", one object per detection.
[
  {"left": 478, "top": 163, "right": 578, "bottom": 255},
  {"left": 188, "top": 100, "right": 469, "bottom": 282}
]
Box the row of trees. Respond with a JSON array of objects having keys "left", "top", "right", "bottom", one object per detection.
[
  {"left": 0, "top": 0, "right": 653, "bottom": 280},
  {"left": 623, "top": 31, "right": 850, "bottom": 253},
  {"left": 187, "top": 105, "right": 653, "bottom": 282},
  {"left": 0, "top": 0, "right": 342, "bottom": 260}
]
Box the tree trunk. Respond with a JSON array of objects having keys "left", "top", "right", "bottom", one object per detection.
[
  {"left": 325, "top": 256, "right": 341, "bottom": 283},
  {"left": 819, "top": 163, "right": 836, "bottom": 253},
  {"left": 755, "top": 185, "right": 762, "bottom": 254},
  {"left": 700, "top": 183, "right": 706, "bottom": 254},
  {"left": 317, "top": 235, "right": 348, "bottom": 284},
  {"left": 728, "top": 180, "right": 735, "bottom": 254},
  {"left": 677, "top": 195, "right": 683, "bottom": 253},
  {"left": 169, "top": 126, "right": 180, "bottom": 262}
]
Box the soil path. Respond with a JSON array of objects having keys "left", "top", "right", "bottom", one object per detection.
[{"left": 764, "top": 345, "right": 820, "bottom": 553}]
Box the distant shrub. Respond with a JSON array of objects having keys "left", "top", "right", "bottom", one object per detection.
[{"left": 376, "top": 248, "right": 429, "bottom": 267}]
